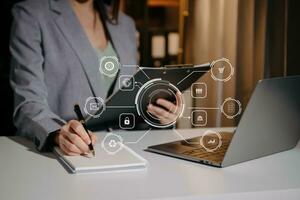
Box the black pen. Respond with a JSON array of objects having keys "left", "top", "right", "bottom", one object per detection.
[{"left": 74, "top": 104, "right": 95, "bottom": 157}]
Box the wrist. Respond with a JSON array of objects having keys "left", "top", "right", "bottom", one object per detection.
[
  {"left": 40, "top": 130, "right": 60, "bottom": 152},
  {"left": 53, "top": 131, "right": 60, "bottom": 146}
]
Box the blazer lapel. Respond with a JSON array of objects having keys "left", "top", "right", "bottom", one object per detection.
[
  {"left": 50, "top": 0, "right": 106, "bottom": 99},
  {"left": 106, "top": 23, "right": 136, "bottom": 93}
]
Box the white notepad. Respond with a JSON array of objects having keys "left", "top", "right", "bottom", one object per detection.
[{"left": 54, "top": 143, "right": 147, "bottom": 174}]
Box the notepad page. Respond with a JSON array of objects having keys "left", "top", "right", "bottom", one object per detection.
[{"left": 54, "top": 143, "right": 147, "bottom": 173}]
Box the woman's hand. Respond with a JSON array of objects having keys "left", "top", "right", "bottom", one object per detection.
[
  {"left": 55, "top": 120, "right": 97, "bottom": 156},
  {"left": 147, "top": 91, "right": 183, "bottom": 125}
]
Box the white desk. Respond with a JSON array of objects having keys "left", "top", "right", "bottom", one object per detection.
[{"left": 0, "top": 128, "right": 300, "bottom": 200}]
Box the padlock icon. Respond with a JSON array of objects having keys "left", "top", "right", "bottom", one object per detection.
[
  {"left": 124, "top": 117, "right": 130, "bottom": 125},
  {"left": 120, "top": 113, "right": 135, "bottom": 129}
]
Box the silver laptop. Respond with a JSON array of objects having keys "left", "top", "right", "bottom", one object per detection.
[{"left": 146, "top": 76, "right": 300, "bottom": 167}]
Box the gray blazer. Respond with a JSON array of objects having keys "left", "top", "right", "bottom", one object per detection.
[{"left": 9, "top": 0, "right": 138, "bottom": 151}]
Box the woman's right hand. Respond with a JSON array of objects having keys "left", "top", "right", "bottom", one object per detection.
[{"left": 54, "top": 120, "right": 97, "bottom": 156}]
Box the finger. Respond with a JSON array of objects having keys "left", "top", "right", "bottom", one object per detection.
[
  {"left": 156, "top": 99, "right": 177, "bottom": 113},
  {"left": 148, "top": 108, "right": 175, "bottom": 125},
  {"left": 148, "top": 104, "right": 172, "bottom": 119},
  {"left": 148, "top": 104, "right": 176, "bottom": 123},
  {"left": 61, "top": 144, "right": 80, "bottom": 156},
  {"left": 61, "top": 124, "right": 89, "bottom": 152},
  {"left": 89, "top": 132, "right": 98, "bottom": 144},
  {"left": 160, "top": 117, "right": 173, "bottom": 125},
  {"left": 64, "top": 131, "right": 90, "bottom": 153},
  {"left": 69, "top": 120, "right": 91, "bottom": 145},
  {"left": 61, "top": 136, "right": 82, "bottom": 154},
  {"left": 175, "top": 91, "right": 183, "bottom": 115}
]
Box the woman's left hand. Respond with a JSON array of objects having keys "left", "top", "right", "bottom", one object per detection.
[{"left": 147, "top": 91, "right": 183, "bottom": 125}]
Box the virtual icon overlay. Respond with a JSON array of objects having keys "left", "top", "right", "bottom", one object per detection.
[
  {"left": 210, "top": 58, "right": 234, "bottom": 82},
  {"left": 119, "top": 75, "right": 135, "bottom": 91},
  {"left": 86, "top": 58, "right": 242, "bottom": 151},
  {"left": 101, "top": 132, "right": 124, "bottom": 155},
  {"left": 221, "top": 97, "right": 242, "bottom": 119},
  {"left": 119, "top": 113, "right": 135, "bottom": 129},
  {"left": 200, "top": 130, "right": 222, "bottom": 152},
  {"left": 84, "top": 97, "right": 106, "bottom": 118},
  {"left": 191, "top": 83, "right": 207, "bottom": 98},
  {"left": 99, "top": 56, "right": 120, "bottom": 77},
  {"left": 191, "top": 110, "right": 207, "bottom": 126},
  {"left": 135, "top": 79, "right": 184, "bottom": 128}
]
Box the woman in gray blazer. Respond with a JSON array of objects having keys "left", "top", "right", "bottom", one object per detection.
[{"left": 10, "top": 0, "right": 182, "bottom": 155}]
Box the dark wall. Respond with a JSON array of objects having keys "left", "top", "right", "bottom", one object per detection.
[
  {"left": 266, "top": 0, "right": 300, "bottom": 77},
  {"left": 287, "top": 0, "right": 300, "bottom": 75},
  {"left": 0, "top": 0, "right": 20, "bottom": 136},
  {"left": 266, "top": 0, "right": 286, "bottom": 77}
]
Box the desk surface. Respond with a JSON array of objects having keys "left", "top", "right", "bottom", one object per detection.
[{"left": 1, "top": 128, "right": 300, "bottom": 200}]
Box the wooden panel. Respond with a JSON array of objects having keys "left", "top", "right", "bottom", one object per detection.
[{"left": 148, "top": 0, "right": 179, "bottom": 7}]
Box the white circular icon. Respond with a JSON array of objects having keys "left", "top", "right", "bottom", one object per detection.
[
  {"left": 200, "top": 130, "right": 222, "bottom": 152},
  {"left": 99, "top": 56, "right": 119, "bottom": 77},
  {"left": 104, "top": 61, "right": 114, "bottom": 71},
  {"left": 210, "top": 58, "right": 234, "bottom": 82},
  {"left": 220, "top": 97, "right": 242, "bottom": 119},
  {"left": 101, "top": 133, "right": 123, "bottom": 155},
  {"left": 84, "top": 97, "right": 106, "bottom": 118}
]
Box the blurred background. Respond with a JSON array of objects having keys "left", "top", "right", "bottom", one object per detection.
[{"left": 1, "top": 0, "right": 299, "bottom": 135}]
